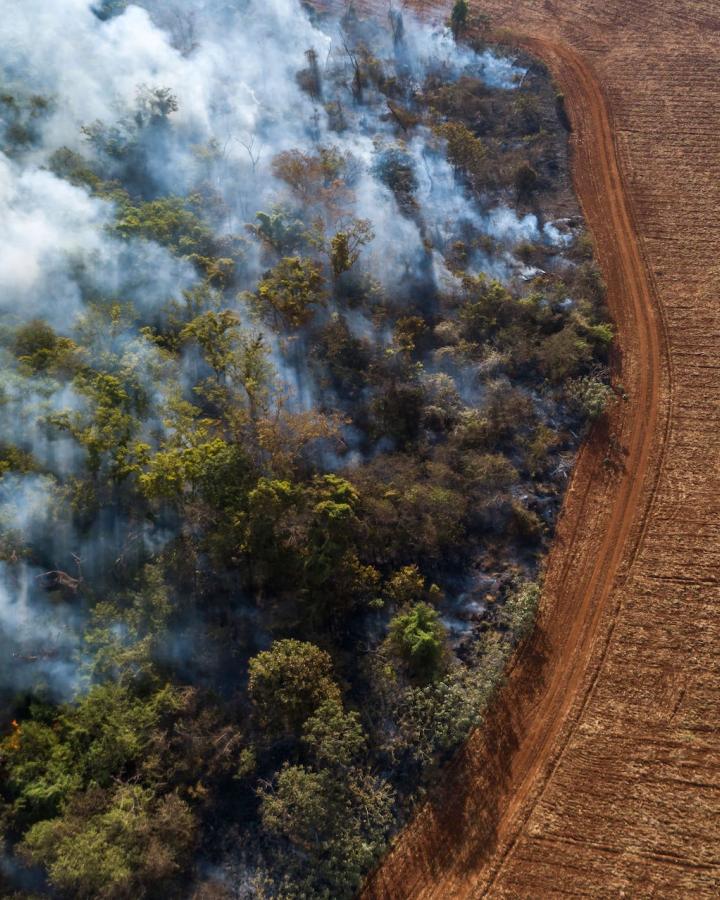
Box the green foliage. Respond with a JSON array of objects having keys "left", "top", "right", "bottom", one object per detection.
[
  {"left": 450, "top": 0, "right": 469, "bottom": 40},
  {"left": 536, "top": 322, "right": 592, "bottom": 381},
  {"left": 248, "top": 640, "right": 341, "bottom": 738},
  {"left": 1, "top": 682, "right": 182, "bottom": 828},
  {"left": 180, "top": 309, "right": 272, "bottom": 415},
  {"left": 20, "top": 785, "right": 195, "bottom": 899},
  {"left": 434, "top": 121, "right": 487, "bottom": 187},
  {"left": 302, "top": 698, "right": 365, "bottom": 769},
  {"left": 388, "top": 602, "right": 447, "bottom": 681},
  {"left": 84, "top": 565, "right": 172, "bottom": 684},
  {"left": 384, "top": 565, "right": 426, "bottom": 606},
  {"left": 49, "top": 147, "right": 105, "bottom": 191},
  {"left": 258, "top": 764, "right": 394, "bottom": 898},
  {"left": 458, "top": 273, "right": 514, "bottom": 340},
  {"left": 12, "top": 320, "right": 78, "bottom": 375},
  {"left": 115, "top": 196, "right": 213, "bottom": 253},
  {"left": 139, "top": 438, "right": 248, "bottom": 504},
  {"left": 115, "top": 195, "right": 237, "bottom": 284},
  {"left": 566, "top": 374, "right": 614, "bottom": 420},
  {"left": 249, "top": 209, "right": 306, "bottom": 255},
  {"left": 50, "top": 371, "right": 141, "bottom": 479},
  {"left": 249, "top": 256, "right": 326, "bottom": 329},
  {"left": 393, "top": 634, "right": 508, "bottom": 765},
  {"left": 500, "top": 580, "right": 541, "bottom": 641},
  {"left": 259, "top": 765, "right": 328, "bottom": 849},
  {"left": 330, "top": 219, "right": 373, "bottom": 279}
]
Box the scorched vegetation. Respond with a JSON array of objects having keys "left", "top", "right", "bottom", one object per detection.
[{"left": 0, "top": 1, "right": 612, "bottom": 897}]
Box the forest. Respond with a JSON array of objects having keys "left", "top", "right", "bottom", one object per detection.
[{"left": 0, "top": 1, "right": 612, "bottom": 897}]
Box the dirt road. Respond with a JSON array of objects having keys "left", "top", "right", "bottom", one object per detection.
[{"left": 364, "top": 1, "right": 720, "bottom": 896}]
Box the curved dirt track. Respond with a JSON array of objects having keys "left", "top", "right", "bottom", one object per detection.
[{"left": 365, "top": 1, "right": 720, "bottom": 896}]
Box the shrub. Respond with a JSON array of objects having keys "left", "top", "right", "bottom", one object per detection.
[
  {"left": 500, "top": 580, "right": 541, "bottom": 641},
  {"left": 567, "top": 374, "right": 614, "bottom": 421},
  {"left": 515, "top": 162, "right": 539, "bottom": 199}
]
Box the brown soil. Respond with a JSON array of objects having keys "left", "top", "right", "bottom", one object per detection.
[{"left": 363, "top": 1, "right": 720, "bottom": 896}]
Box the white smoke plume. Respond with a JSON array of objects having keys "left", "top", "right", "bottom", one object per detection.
[{"left": 0, "top": 0, "right": 538, "bottom": 694}]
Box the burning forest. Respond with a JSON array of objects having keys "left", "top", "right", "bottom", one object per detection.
[{"left": 0, "top": 0, "right": 613, "bottom": 897}]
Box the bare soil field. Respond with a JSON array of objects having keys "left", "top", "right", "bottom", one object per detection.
[{"left": 363, "top": 1, "right": 720, "bottom": 896}]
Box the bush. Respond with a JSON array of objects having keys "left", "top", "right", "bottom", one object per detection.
[
  {"left": 394, "top": 633, "right": 508, "bottom": 764},
  {"left": 567, "top": 374, "right": 614, "bottom": 421},
  {"left": 515, "top": 162, "right": 539, "bottom": 199},
  {"left": 500, "top": 581, "right": 541, "bottom": 641}
]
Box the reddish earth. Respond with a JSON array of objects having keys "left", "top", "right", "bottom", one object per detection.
[{"left": 363, "top": 1, "right": 720, "bottom": 896}]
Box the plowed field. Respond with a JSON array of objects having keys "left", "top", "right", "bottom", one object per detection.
[{"left": 363, "top": 1, "right": 720, "bottom": 896}]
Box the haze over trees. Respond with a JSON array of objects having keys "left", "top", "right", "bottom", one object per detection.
[{"left": 0, "top": 0, "right": 612, "bottom": 896}]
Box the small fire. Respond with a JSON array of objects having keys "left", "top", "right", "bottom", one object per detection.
[{"left": 7, "top": 719, "right": 21, "bottom": 751}]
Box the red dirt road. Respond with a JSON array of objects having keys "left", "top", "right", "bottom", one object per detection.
[{"left": 365, "top": 1, "right": 720, "bottom": 896}]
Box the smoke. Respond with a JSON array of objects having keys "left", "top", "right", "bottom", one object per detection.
[
  {"left": 0, "top": 475, "right": 83, "bottom": 698},
  {"left": 0, "top": 154, "right": 110, "bottom": 324},
  {"left": 0, "top": 0, "right": 556, "bottom": 696}
]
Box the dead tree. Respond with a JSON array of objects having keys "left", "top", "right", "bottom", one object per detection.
[{"left": 36, "top": 553, "right": 83, "bottom": 596}]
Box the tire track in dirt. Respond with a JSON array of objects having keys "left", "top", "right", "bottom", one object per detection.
[
  {"left": 473, "top": 37, "right": 670, "bottom": 896},
  {"left": 363, "top": 22, "right": 675, "bottom": 900}
]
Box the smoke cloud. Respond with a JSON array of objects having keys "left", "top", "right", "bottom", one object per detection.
[{"left": 0, "top": 0, "right": 544, "bottom": 697}]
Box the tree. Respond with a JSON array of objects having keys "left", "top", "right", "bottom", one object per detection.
[
  {"left": 450, "top": 0, "right": 469, "bottom": 40},
  {"left": 248, "top": 640, "right": 341, "bottom": 738},
  {"left": 139, "top": 438, "right": 248, "bottom": 505},
  {"left": 13, "top": 320, "right": 58, "bottom": 371},
  {"left": 258, "top": 763, "right": 394, "bottom": 896},
  {"left": 330, "top": 219, "right": 373, "bottom": 279},
  {"left": 536, "top": 322, "right": 592, "bottom": 381},
  {"left": 302, "top": 697, "right": 365, "bottom": 769},
  {"left": 249, "top": 256, "right": 325, "bottom": 330},
  {"left": 50, "top": 371, "right": 140, "bottom": 480},
  {"left": 458, "top": 274, "right": 513, "bottom": 341},
  {"left": 114, "top": 195, "right": 237, "bottom": 284},
  {"left": 249, "top": 208, "right": 305, "bottom": 255},
  {"left": 297, "top": 48, "right": 323, "bottom": 100},
  {"left": 271, "top": 146, "right": 351, "bottom": 216},
  {"left": 434, "top": 121, "right": 487, "bottom": 188},
  {"left": 384, "top": 565, "right": 425, "bottom": 606},
  {"left": 388, "top": 602, "right": 447, "bottom": 681},
  {"left": 179, "top": 310, "right": 271, "bottom": 417},
  {"left": 393, "top": 633, "right": 508, "bottom": 764},
  {"left": 20, "top": 785, "right": 195, "bottom": 899},
  {"left": 259, "top": 765, "right": 331, "bottom": 850},
  {"left": 372, "top": 145, "right": 417, "bottom": 211}
]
